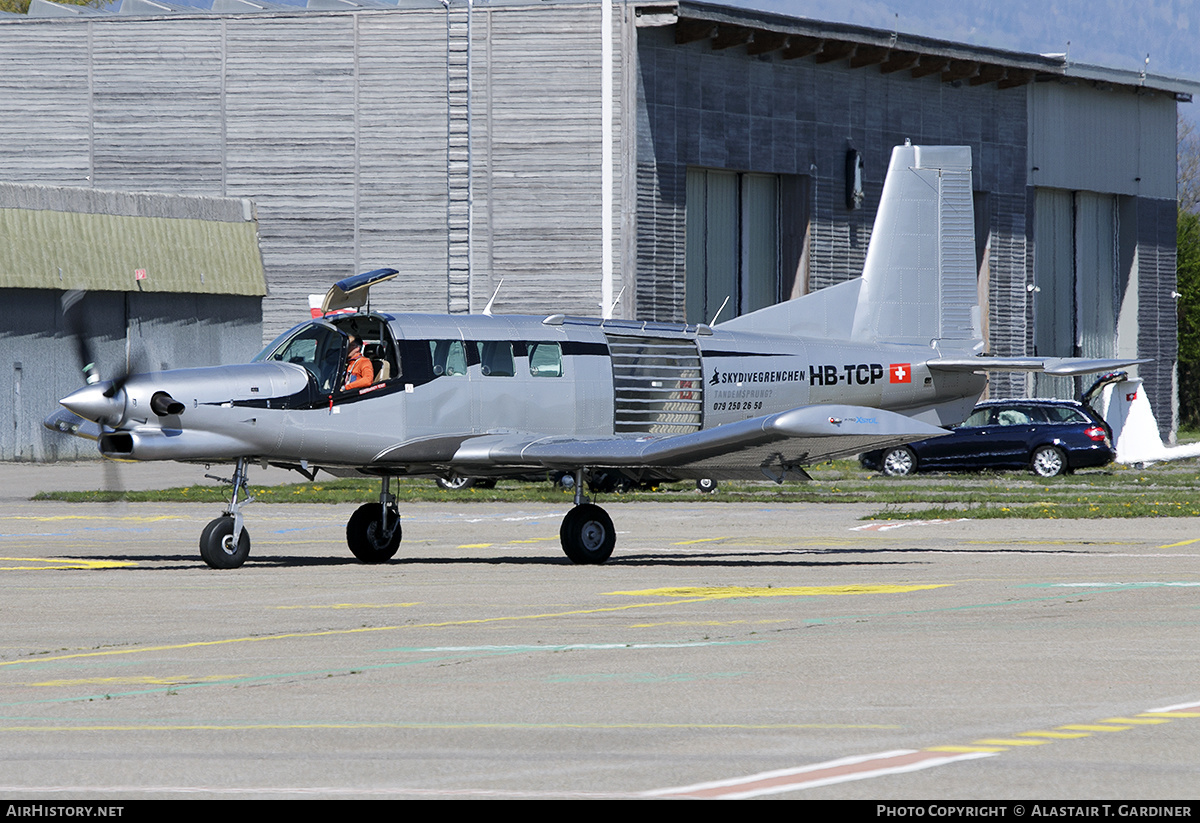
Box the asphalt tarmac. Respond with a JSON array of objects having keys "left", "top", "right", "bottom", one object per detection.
[{"left": 1, "top": 463, "right": 1198, "bottom": 799}]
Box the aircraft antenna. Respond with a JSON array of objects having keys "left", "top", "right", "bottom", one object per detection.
[
  {"left": 709, "top": 295, "right": 731, "bottom": 326},
  {"left": 483, "top": 279, "right": 504, "bottom": 316},
  {"left": 605, "top": 285, "right": 625, "bottom": 318}
]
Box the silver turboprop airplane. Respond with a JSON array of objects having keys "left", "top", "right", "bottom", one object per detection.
[{"left": 53, "top": 144, "right": 1142, "bottom": 569}]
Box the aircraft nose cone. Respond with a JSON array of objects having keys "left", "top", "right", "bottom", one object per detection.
[{"left": 60, "top": 383, "right": 126, "bottom": 427}]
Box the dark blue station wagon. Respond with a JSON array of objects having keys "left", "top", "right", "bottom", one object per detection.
[{"left": 860, "top": 399, "right": 1114, "bottom": 478}]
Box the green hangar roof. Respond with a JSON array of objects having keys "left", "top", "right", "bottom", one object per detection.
[{"left": 0, "top": 183, "right": 266, "bottom": 296}]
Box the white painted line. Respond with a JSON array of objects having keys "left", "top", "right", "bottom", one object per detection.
[
  {"left": 644, "top": 749, "right": 995, "bottom": 799},
  {"left": 1148, "top": 700, "right": 1200, "bottom": 713},
  {"left": 851, "top": 519, "right": 968, "bottom": 531}
]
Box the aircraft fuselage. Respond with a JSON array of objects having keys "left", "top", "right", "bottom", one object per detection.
[{"left": 73, "top": 310, "right": 986, "bottom": 478}]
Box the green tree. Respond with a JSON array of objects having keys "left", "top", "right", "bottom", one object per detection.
[
  {"left": 1182, "top": 113, "right": 1200, "bottom": 214},
  {"left": 1177, "top": 113, "right": 1200, "bottom": 426},
  {"left": 1177, "top": 210, "right": 1200, "bottom": 426}
]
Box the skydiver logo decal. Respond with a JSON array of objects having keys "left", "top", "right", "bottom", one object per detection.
[
  {"left": 709, "top": 368, "right": 803, "bottom": 386},
  {"left": 809, "top": 364, "right": 885, "bottom": 386},
  {"left": 889, "top": 363, "right": 911, "bottom": 383}
]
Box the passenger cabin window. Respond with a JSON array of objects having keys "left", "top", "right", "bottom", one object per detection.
[
  {"left": 477, "top": 341, "right": 514, "bottom": 377},
  {"left": 528, "top": 342, "right": 563, "bottom": 377},
  {"left": 431, "top": 340, "right": 468, "bottom": 377}
]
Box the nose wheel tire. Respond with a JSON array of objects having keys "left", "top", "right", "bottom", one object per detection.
[
  {"left": 199, "top": 516, "right": 251, "bottom": 569},
  {"left": 560, "top": 503, "right": 615, "bottom": 564},
  {"left": 346, "top": 502, "right": 402, "bottom": 563}
]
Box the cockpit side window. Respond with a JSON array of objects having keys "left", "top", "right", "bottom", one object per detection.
[
  {"left": 259, "top": 323, "right": 344, "bottom": 393},
  {"left": 329, "top": 315, "right": 402, "bottom": 389}
]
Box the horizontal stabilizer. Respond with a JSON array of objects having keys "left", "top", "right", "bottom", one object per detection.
[
  {"left": 445, "top": 405, "right": 948, "bottom": 480},
  {"left": 928, "top": 356, "right": 1150, "bottom": 376}
]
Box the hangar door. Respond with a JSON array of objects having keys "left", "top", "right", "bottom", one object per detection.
[
  {"left": 685, "top": 170, "right": 809, "bottom": 325},
  {"left": 1032, "top": 188, "right": 1130, "bottom": 396}
]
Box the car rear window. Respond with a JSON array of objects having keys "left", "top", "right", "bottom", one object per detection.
[{"left": 1042, "top": 406, "right": 1088, "bottom": 424}]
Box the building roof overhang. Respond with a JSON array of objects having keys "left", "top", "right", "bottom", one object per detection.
[{"left": 637, "top": 1, "right": 1197, "bottom": 101}]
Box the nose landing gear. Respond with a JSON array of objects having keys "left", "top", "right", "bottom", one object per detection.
[{"left": 200, "top": 457, "right": 253, "bottom": 569}]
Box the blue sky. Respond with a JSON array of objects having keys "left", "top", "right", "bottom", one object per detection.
[{"left": 737, "top": 0, "right": 1200, "bottom": 80}]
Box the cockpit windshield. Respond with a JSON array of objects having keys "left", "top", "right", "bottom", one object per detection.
[{"left": 254, "top": 321, "right": 345, "bottom": 393}]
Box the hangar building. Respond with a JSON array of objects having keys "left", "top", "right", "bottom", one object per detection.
[{"left": 0, "top": 0, "right": 1193, "bottom": 458}]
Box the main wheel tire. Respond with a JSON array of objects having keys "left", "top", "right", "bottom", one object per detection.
[
  {"left": 436, "top": 476, "right": 475, "bottom": 491},
  {"left": 881, "top": 446, "right": 917, "bottom": 477},
  {"left": 560, "top": 503, "right": 616, "bottom": 564},
  {"left": 696, "top": 478, "right": 719, "bottom": 493},
  {"left": 346, "top": 502, "right": 402, "bottom": 563},
  {"left": 199, "top": 516, "right": 250, "bottom": 569},
  {"left": 1031, "top": 445, "right": 1067, "bottom": 477}
]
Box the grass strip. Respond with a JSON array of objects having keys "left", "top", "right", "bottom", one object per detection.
[{"left": 30, "top": 461, "right": 1200, "bottom": 519}]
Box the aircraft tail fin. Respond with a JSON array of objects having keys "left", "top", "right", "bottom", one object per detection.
[
  {"left": 1095, "top": 377, "right": 1200, "bottom": 466},
  {"left": 719, "top": 144, "right": 980, "bottom": 352},
  {"left": 851, "top": 144, "right": 978, "bottom": 349}
]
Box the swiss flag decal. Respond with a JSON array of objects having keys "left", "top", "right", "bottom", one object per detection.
[{"left": 889, "top": 363, "right": 911, "bottom": 383}]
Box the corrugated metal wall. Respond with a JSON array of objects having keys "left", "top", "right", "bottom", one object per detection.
[
  {"left": 0, "top": 3, "right": 622, "bottom": 342},
  {"left": 1029, "top": 81, "right": 1177, "bottom": 199}
]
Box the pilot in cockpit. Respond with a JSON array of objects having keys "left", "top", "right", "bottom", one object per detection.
[{"left": 343, "top": 335, "right": 375, "bottom": 391}]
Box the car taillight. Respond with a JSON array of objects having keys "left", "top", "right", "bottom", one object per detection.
[{"left": 1084, "top": 425, "right": 1108, "bottom": 443}]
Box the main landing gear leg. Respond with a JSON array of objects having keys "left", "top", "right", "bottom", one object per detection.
[
  {"left": 346, "top": 475, "right": 402, "bottom": 563},
  {"left": 199, "top": 457, "right": 253, "bottom": 569},
  {"left": 559, "top": 468, "right": 615, "bottom": 565}
]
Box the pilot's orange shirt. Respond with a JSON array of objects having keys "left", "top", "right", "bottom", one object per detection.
[{"left": 344, "top": 351, "right": 374, "bottom": 390}]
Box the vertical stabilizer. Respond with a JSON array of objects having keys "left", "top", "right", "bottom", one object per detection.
[
  {"left": 1096, "top": 378, "right": 1200, "bottom": 465},
  {"left": 851, "top": 145, "right": 978, "bottom": 350}
]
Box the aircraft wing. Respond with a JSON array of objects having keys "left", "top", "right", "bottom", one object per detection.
[
  {"left": 437, "top": 404, "right": 949, "bottom": 481},
  {"left": 928, "top": 356, "right": 1150, "bottom": 376}
]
